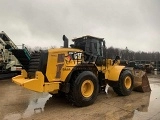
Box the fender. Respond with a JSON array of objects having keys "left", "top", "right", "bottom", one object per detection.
[
  {"left": 61, "top": 63, "right": 98, "bottom": 82},
  {"left": 106, "top": 66, "right": 125, "bottom": 81}
]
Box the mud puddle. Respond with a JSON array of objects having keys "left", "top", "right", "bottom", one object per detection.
[
  {"left": 132, "top": 83, "right": 160, "bottom": 120},
  {"left": 3, "top": 93, "right": 52, "bottom": 120},
  {"left": 1, "top": 76, "right": 160, "bottom": 120}
]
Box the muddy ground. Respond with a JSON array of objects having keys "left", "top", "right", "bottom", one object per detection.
[{"left": 0, "top": 74, "right": 160, "bottom": 120}]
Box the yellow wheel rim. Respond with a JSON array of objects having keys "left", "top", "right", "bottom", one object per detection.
[
  {"left": 81, "top": 80, "right": 94, "bottom": 97},
  {"left": 124, "top": 76, "right": 132, "bottom": 89}
]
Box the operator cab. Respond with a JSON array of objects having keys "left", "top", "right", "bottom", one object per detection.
[{"left": 71, "top": 35, "right": 106, "bottom": 65}]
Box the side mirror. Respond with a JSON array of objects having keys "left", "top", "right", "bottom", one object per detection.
[
  {"left": 70, "top": 44, "right": 75, "bottom": 48},
  {"left": 112, "top": 56, "right": 120, "bottom": 65}
]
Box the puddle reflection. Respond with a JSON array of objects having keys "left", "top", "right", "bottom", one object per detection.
[
  {"left": 132, "top": 84, "right": 160, "bottom": 120},
  {"left": 3, "top": 93, "right": 52, "bottom": 120},
  {"left": 3, "top": 77, "right": 160, "bottom": 120},
  {"left": 109, "top": 92, "right": 151, "bottom": 120},
  {"left": 22, "top": 93, "right": 52, "bottom": 118},
  {"left": 105, "top": 83, "right": 160, "bottom": 120}
]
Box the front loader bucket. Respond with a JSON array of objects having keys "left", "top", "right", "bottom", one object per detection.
[{"left": 133, "top": 70, "right": 151, "bottom": 92}]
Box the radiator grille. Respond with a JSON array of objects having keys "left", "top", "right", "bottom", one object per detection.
[
  {"left": 57, "top": 54, "right": 65, "bottom": 63},
  {"left": 55, "top": 63, "right": 64, "bottom": 78}
]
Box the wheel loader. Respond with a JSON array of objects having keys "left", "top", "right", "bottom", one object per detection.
[{"left": 12, "top": 35, "right": 151, "bottom": 107}]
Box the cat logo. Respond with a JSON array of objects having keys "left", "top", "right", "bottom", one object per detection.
[{"left": 68, "top": 52, "right": 82, "bottom": 60}]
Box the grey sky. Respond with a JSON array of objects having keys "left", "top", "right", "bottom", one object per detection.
[{"left": 0, "top": 0, "right": 160, "bottom": 52}]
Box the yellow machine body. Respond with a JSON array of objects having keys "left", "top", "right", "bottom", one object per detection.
[
  {"left": 12, "top": 35, "right": 150, "bottom": 107},
  {"left": 12, "top": 47, "right": 125, "bottom": 93}
]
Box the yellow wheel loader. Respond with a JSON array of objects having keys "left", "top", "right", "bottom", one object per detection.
[{"left": 12, "top": 35, "right": 150, "bottom": 107}]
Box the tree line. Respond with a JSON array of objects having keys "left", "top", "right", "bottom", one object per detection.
[
  {"left": 106, "top": 46, "right": 160, "bottom": 61},
  {"left": 26, "top": 45, "right": 160, "bottom": 61}
]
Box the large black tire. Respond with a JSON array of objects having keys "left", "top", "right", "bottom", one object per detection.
[
  {"left": 113, "top": 70, "right": 134, "bottom": 96},
  {"left": 27, "top": 52, "right": 41, "bottom": 78},
  {"left": 68, "top": 71, "right": 99, "bottom": 107}
]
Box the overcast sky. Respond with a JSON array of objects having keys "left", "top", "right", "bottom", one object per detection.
[{"left": 0, "top": 0, "right": 160, "bottom": 52}]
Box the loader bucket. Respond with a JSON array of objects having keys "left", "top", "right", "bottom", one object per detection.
[{"left": 133, "top": 70, "right": 151, "bottom": 92}]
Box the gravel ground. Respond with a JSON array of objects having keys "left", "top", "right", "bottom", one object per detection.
[{"left": 0, "top": 74, "right": 160, "bottom": 120}]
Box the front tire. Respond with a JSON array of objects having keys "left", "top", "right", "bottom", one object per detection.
[
  {"left": 113, "top": 70, "right": 134, "bottom": 96},
  {"left": 68, "top": 71, "right": 99, "bottom": 107}
]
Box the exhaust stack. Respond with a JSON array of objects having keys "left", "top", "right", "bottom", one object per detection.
[{"left": 63, "top": 35, "right": 68, "bottom": 48}]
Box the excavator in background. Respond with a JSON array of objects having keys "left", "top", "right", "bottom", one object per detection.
[{"left": 12, "top": 35, "right": 151, "bottom": 107}]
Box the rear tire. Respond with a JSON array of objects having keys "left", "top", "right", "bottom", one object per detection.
[
  {"left": 113, "top": 70, "right": 134, "bottom": 96},
  {"left": 68, "top": 71, "right": 99, "bottom": 107},
  {"left": 27, "top": 52, "right": 41, "bottom": 78}
]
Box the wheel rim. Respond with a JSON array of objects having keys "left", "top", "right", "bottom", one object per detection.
[
  {"left": 81, "top": 80, "right": 94, "bottom": 97},
  {"left": 124, "top": 76, "right": 132, "bottom": 89}
]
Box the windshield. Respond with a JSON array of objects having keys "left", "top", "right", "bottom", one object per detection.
[{"left": 74, "top": 39, "right": 86, "bottom": 51}]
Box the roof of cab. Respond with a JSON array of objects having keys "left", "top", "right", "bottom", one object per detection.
[{"left": 72, "top": 35, "right": 104, "bottom": 41}]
